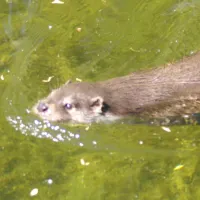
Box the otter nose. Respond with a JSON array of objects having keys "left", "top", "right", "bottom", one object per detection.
[{"left": 37, "top": 102, "right": 48, "bottom": 112}]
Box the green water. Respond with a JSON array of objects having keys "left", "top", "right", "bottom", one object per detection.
[{"left": 1, "top": 0, "right": 200, "bottom": 199}]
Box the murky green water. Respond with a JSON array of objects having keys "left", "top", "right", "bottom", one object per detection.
[{"left": 1, "top": 0, "right": 200, "bottom": 199}]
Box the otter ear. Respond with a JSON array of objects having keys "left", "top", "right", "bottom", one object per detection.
[{"left": 90, "top": 96, "right": 104, "bottom": 113}]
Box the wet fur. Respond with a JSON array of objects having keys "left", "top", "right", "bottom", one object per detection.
[
  {"left": 33, "top": 52, "right": 200, "bottom": 123},
  {"left": 99, "top": 52, "right": 200, "bottom": 117}
]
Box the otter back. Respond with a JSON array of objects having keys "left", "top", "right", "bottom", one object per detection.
[{"left": 33, "top": 52, "right": 200, "bottom": 124}]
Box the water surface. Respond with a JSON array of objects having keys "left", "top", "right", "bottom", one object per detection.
[{"left": 1, "top": 0, "right": 200, "bottom": 199}]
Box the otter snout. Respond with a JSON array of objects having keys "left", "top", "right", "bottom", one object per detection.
[
  {"left": 37, "top": 102, "right": 49, "bottom": 113},
  {"left": 33, "top": 101, "right": 66, "bottom": 122}
]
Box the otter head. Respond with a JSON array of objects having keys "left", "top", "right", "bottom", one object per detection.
[{"left": 32, "top": 81, "right": 117, "bottom": 123}]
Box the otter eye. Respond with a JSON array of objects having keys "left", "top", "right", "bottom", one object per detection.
[{"left": 64, "top": 103, "right": 72, "bottom": 110}]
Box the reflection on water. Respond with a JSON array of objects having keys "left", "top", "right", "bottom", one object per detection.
[
  {"left": 7, "top": 113, "right": 98, "bottom": 148},
  {"left": 168, "top": 0, "right": 200, "bottom": 14},
  {"left": 4, "top": 0, "right": 37, "bottom": 39},
  {"left": 7, "top": 111, "right": 188, "bottom": 157}
]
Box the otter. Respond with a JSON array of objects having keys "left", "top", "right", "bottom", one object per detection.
[{"left": 33, "top": 52, "right": 200, "bottom": 124}]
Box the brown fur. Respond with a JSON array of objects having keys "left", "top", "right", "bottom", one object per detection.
[{"left": 33, "top": 52, "right": 200, "bottom": 123}]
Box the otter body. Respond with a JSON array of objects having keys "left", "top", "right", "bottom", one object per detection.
[{"left": 33, "top": 52, "right": 200, "bottom": 123}]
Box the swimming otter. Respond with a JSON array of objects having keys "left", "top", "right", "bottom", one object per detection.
[{"left": 33, "top": 52, "right": 200, "bottom": 123}]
